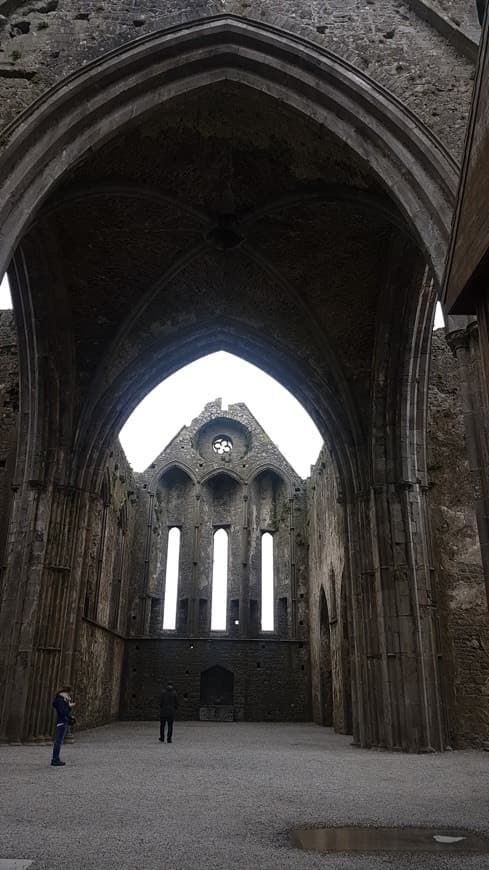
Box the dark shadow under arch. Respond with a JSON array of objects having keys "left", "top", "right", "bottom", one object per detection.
[{"left": 319, "top": 587, "right": 333, "bottom": 727}]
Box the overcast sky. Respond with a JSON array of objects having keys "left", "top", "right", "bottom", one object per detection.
[
  {"left": 119, "top": 353, "right": 324, "bottom": 478},
  {"left": 0, "top": 273, "right": 10, "bottom": 306},
  {"left": 0, "top": 273, "right": 446, "bottom": 478}
]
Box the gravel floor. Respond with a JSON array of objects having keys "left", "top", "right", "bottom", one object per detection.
[{"left": 1, "top": 721, "right": 489, "bottom": 870}]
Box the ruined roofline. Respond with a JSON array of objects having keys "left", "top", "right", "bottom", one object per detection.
[{"left": 138, "top": 397, "right": 306, "bottom": 485}]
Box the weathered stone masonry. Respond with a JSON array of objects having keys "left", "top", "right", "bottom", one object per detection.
[
  {"left": 0, "top": 305, "right": 487, "bottom": 743},
  {"left": 305, "top": 330, "right": 489, "bottom": 749},
  {"left": 0, "top": 311, "right": 18, "bottom": 584},
  {"left": 0, "top": 0, "right": 477, "bottom": 157},
  {"left": 428, "top": 329, "right": 489, "bottom": 747},
  {"left": 121, "top": 400, "right": 310, "bottom": 722},
  {"left": 0, "top": 0, "right": 487, "bottom": 751}
]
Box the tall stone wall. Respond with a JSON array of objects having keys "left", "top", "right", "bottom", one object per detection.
[
  {"left": 75, "top": 623, "right": 125, "bottom": 730},
  {"left": 306, "top": 450, "right": 351, "bottom": 735},
  {"left": 124, "top": 400, "right": 310, "bottom": 722},
  {"left": 121, "top": 638, "right": 310, "bottom": 722},
  {"left": 0, "top": 0, "right": 475, "bottom": 159},
  {"left": 428, "top": 329, "right": 489, "bottom": 747},
  {"left": 72, "top": 440, "right": 137, "bottom": 730},
  {"left": 0, "top": 311, "right": 18, "bottom": 579},
  {"left": 306, "top": 329, "right": 489, "bottom": 748}
]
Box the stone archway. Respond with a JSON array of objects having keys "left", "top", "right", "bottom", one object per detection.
[
  {"left": 0, "top": 16, "right": 457, "bottom": 283},
  {"left": 0, "top": 16, "right": 457, "bottom": 750}
]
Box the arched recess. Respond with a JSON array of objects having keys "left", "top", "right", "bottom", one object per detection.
[
  {"left": 0, "top": 15, "right": 458, "bottom": 504},
  {"left": 150, "top": 466, "right": 196, "bottom": 636},
  {"left": 200, "top": 665, "right": 234, "bottom": 707},
  {"left": 199, "top": 472, "right": 242, "bottom": 635},
  {"left": 147, "top": 460, "right": 197, "bottom": 494},
  {"left": 0, "top": 16, "right": 458, "bottom": 494},
  {"left": 340, "top": 578, "right": 353, "bottom": 737},
  {"left": 319, "top": 588, "right": 333, "bottom": 727},
  {"left": 249, "top": 469, "right": 294, "bottom": 638}
]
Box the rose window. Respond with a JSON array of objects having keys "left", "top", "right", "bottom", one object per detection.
[{"left": 212, "top": 435, "right": 233, "bottom": 455}]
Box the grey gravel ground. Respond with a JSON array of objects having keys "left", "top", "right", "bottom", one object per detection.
[{"left": 1, "top": 722, "right": 489, "bottom": 870}]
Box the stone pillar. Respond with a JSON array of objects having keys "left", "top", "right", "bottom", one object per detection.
[
  {"left": 239, "top": 488, "right": 249, "bottom": 638},
  {"left": 345, "top": 490, "right": 373, "bottom": 748},
  {"left": 447, "top": 320, "right": 489, "bottom": 609},
  {"left": 346, "top": 481, "right": 446, "bottom": 751},
  {"left": 289, "top": 497, "right": 297, "bottom": 639},
  {"left": 0, "top": 481, "right": 85, "bottom": 741},
  {"left": 138, "top": 489, "right": 154, "bottom": 636},
  {"left": 190, "top": 487, "right": 202, "bottom": 635}
]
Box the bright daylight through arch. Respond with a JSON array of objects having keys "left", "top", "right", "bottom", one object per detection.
[
  {"left": 119, "top": 352, "right": 323, "bottom": 479},
  {"left": 0, "top": 273, "right": 12, "bottom": 309},
  {"left": 211, "top": 529, "right": 229, "bottom": 631},
  {"left": 261, "top": 532, "right": 275, "bottom": 632}
]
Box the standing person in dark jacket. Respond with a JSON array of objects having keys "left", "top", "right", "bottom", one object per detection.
[
  {"left": 51, "top": 684, "right": 75, "bottom": 767},
  {"left": 159, "top": 682, "right": 178, "bottom": 743}
]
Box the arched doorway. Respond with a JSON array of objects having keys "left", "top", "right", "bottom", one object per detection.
[{"left": 319, "top": 588, "right": 333, "bottom": 728}]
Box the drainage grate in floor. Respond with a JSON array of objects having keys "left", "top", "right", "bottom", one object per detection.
[{"left": 290, "top": 827, "right": 489, "bottom": 853}]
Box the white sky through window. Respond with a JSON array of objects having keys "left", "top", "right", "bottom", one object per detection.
[
  {"left": 211, "top": 529, "right": 228, "bottom": 631},
  {"left": 261, "top": 533, "right": 274, "bottom": 632},
  {"left": 119, "top": 352, "right": 323, "bottom": 479},
  {"left": 434, "top": 301, "right": 444, "bottom": 329},
  {"left": 163, "top": 527, "right": 181, "bottom": 630},
  {"left": 0, "top": 273, "right": 12, "bottom": 309}
]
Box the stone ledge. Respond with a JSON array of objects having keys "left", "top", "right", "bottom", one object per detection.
[{"left": 406, "top": 0, "right": 479, "bottom": 61}]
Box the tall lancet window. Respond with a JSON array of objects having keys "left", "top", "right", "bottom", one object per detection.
[
  {"left": 261, "top": 532, "right": 274, "bottom": 632},
  {"left": 211, "top": 528, "right": 228, "bottom": 631},
  {"left": 163, "top": 527, "right": 181, "bottom": 630}
]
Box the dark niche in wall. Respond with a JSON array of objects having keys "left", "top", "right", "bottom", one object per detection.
[{"left": 200, "top": 664, "right": 234, "bottom": 706}]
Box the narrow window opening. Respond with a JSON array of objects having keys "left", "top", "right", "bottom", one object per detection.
[
  {"left": 261, "top": 532, "right": 274, "bottom": 632},
  {"left": 211, "top": 528, "right": 228, "bottom": 631},
  {"left": 162, "top": 527, "right": 181, "bottom": 630}
]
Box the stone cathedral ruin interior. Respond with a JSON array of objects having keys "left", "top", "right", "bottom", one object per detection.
[{"left": 2, "top": 0, "right": 489, "bottom": 865}]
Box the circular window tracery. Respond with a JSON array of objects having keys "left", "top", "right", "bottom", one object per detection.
[{"left": 213, "top": 435, "right": 233, "bottom": 455}]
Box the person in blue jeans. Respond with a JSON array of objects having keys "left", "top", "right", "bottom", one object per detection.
[{"left": 51, "top": 684, "right": 75, "bottom": 767}]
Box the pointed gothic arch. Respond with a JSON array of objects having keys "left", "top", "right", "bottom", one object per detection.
[{"left": 0, "top": 15, "right": 458, "bottom": 749}]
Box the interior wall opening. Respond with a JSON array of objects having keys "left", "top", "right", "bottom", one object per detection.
[
  {"left": 162, "top": 527, "right": 181, "bottom": 631},
  {"left": 118, "top": 351, "right": 322, "bottom": 479},
  {"left": 319, "top": 588, "right": 333, "bottom": 727},
  {"left": 211, "top": 528, "right": 229, "bottom": 631}
]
